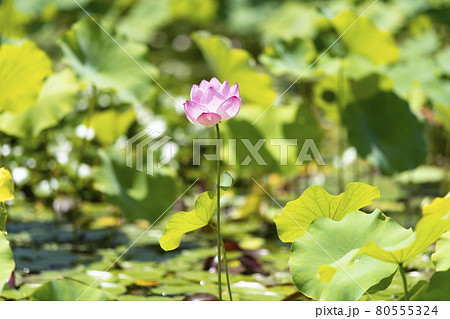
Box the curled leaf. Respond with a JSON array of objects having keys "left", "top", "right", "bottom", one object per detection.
[
  {"left": 274, "top": 182, "right": 380, "bottom": 242},
  {"left": 159, "top": 172, "right": 234, "bottom": 251},
  {"left": 357, "top": 194, "right": 450, "bottom": 264}
]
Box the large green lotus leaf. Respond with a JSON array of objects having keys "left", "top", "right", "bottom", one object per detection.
[
  {"left": 0, "top": 0, "right": 30, "bottom": 38},
  {"left": 343, "top": 91, "right": 426, "bottom": 175},
  {"left": 422, "top": 270, "right": 450, "bottom": 301},
  {"left": 0, "top": 69, "right": 79, "bottom": 138},
  {"left": 259, "top": 38, "right": 316, "bottom": 76},
  {"left": 87, "top": 109, "right": 136, "bottom": 145},
  {"left": 159, "top": 172, "right": 234, "bottom": 251},
  {"left": 333, "top": 10, "right": 399, "bottom": 65},
  {"left": 30, "top": 278, "right": 109, "bottom": 301},
  {"left": 93, "top": 149, "right": 177, "bottom": 222},
  {"left": 116, "top": 0, "right": 171, "bottom": 43},
  {"left": 357, "top": 195, "right": 450, "bottom": 264},
  {"left": 410, "top": 269, "right": 450, "bottom": 301},
  {"left": 59, "top": 19, "right": 157, "bottom": 104},
  {"left": 0, "top": 232, "right": 15, "bottom": 295},
  {"left": 290, "top": 210, "right": 412, "bottom": 301},
  {"left": 432, "top": 232, "right": 450, "bottom": 272},
  {"left": 192, "top": 32, "right": 276, "bottom": 107},
  {"left": 0, "top": 41, "right": 52, "bottom": 113},
  {"left": 274, "top": 182, "right": 380, "bottom": 243}
]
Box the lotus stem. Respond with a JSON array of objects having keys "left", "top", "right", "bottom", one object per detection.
[
  {"left": 209, "top": 222, "right": 233, "bottom": 301},
  {"left": 399, "top": 263, "right": 409, "bottom": 301}
]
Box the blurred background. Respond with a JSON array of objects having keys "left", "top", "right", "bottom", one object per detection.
[{"left": 0, "top": 0, "right": 449, "bottom": 300}]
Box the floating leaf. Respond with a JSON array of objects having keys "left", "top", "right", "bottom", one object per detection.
[
  {"left": 259, "top": 38, "right": 316, "bottom": 76},
  {"left": 159, "top": 172, "right": 234, "bottom": 251},
  {"left": 30, "top": 278, "right": 109, "bottom": 301},
  {"left": 432, "top": 232, "right": 450, "bottom": 272},
  {"left": 192, "top": 32, "right": 276, "bottom": 106},
  {"left": 357, "top": 194, "right": 450, "bottom": 264},
  {"left": 274, "top": 182, "right": 380, "bottom": 242},
  {"left": 59, "top": 19, "right": 157, "bottom": 104},
  {"left": 99, "top": 282, "right": 127, "bottom": 298},
  {"left": 0, "top": 69, "right": 79, "bottom": 138},
  {"left": 1, "top": 285, "right": 26, "bottom": 300},
  {"left": 0, "top": 232, "right": 15, "bottom": 295},
  {"left": 333, "top": 10, "right": 399, "bottom": 65},
  {"left": 343, "top": 91, "right": 426, "bottom": 174},
  {"left": 290, "top": 210, "right": 412, "bottom": 300},
  {"left": 87, "top": 109, "right": 136, "bottom": 145},
  {"left": 0, "top": 41, "right": 52, "bottom": 113}
]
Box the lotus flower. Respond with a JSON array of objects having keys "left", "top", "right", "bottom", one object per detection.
[{"left": 184, "top": 77, "right": 241, "bottom": 127}]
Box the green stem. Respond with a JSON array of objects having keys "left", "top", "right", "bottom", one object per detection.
[
  {"left": 215, "top": 123, "right": 222, "bottom": 301},
  {"left": 209, "top": 223, "right": 233, "bottom": 301},
  {"left": 440, "top": 132, "right": 450, "bottom": 196},
  {"left": 221, "top": 240, "right": 233, "bottom": 301},
  {"left": 399, "top": 263, "right": 409, "bottom": 301},
  {"left": 1, "top": 202, "right": 7, "bottom": 235},
  {"left": 336, "top": 67, "right": 346, "bottom": 193}
]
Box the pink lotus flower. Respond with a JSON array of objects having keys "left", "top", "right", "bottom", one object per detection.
[{"left": 184, "top": 77, "right": 241, "bottom": 127}]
